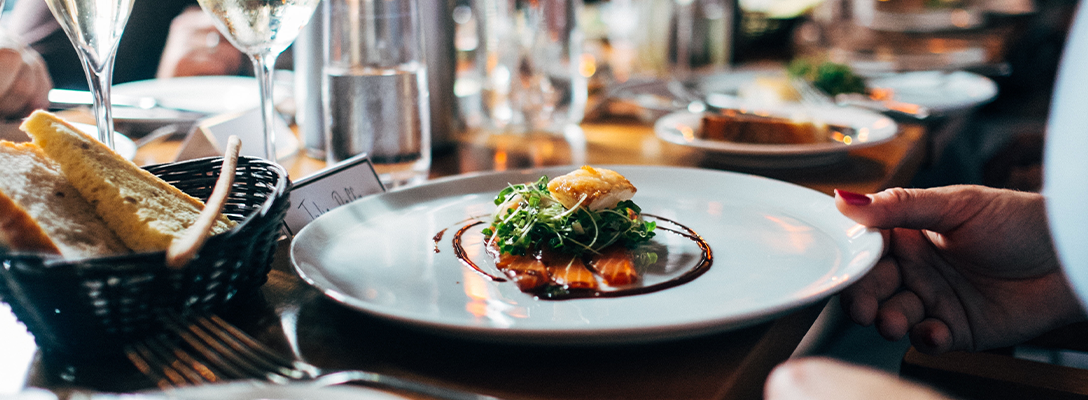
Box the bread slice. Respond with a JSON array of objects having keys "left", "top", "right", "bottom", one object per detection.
[
  {"left": 0, "top": 141, "right": 130, "bottom": 258},
  {"left": 20, "top": 111, "right": 235, "bottom": 252},
  {"left": 0, "top": 188, "right": 61, "bottom": 255}
]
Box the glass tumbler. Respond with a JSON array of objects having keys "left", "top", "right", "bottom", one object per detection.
[
  {"left": 633, "top": 0, "right": 732, "bottom": 79},
  {"left": 470, "top": 0, "right": 587, "bottom": 135},
  {"left": 325, "top": 0, "right": 432, "bottom": 189}
]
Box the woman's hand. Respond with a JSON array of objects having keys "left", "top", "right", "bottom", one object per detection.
[
  {"left": 0, "top": 30, "right": 52, "bottom": 119},
  {"left": 156, "top": 6, "right": 244, "bottom": 78},
  {"left": 835, "top": 185, "right": 1086, "bottom": 354}
]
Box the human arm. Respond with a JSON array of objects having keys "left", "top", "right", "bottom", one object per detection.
[
  {"left": 0, "top": 29, "right": 52, "bottom": 120},
  {"left": 156, "top": 6, "right": 245, "bottom": 78},
  {"left": 835, "top": 185, "right": 1086, "bottom": 354}
]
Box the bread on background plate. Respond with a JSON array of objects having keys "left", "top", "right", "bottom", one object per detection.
[
  {"left": 0, "top": 141, "right": 130, "bottom": 258},
  {"left": 20, "top": 110, "right": 236, "bottom": 253}
]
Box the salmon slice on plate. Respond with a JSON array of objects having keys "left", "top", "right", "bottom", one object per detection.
[
  {"left": 495, "top": 252, "right": 550, "bottom": 291},
  {"left": 545, "top": 254, "right": 598, "bottom": 290},
  {"left": 589, "top": 245, "right": 639, "bottom": 287}
]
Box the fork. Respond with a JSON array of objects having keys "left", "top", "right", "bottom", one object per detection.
[
  {"left": 789, "top": 77, "right": 836, "bottom": 107},
  {"left": 790, "top": 77, "right": 930, "bottom": 120},
  {"left": 124, "top": 312, "right": 502, "bottom": 400}
]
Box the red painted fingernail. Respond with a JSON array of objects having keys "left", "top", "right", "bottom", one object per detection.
[{"left": 836, "top": 189, "right": 872, "bottom": 206}]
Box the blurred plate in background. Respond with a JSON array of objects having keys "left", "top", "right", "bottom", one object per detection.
[
  {"left": 654, "top": 105, "right": 897, "bottom": 169},
  {"left": 112, "top": 75, "right": 292, "bottom": 116},
  {"left": 107, "top": 74, "right": 294, "bottom": 136},
  {"left": 867, "top": 71, "right": 998, "bottom": 114},
  {"left": 0, "top": 121, "right": 135, "bottom": 161},
  {"left": 699, "top": 68, "right": 996, "bottom": 117}
]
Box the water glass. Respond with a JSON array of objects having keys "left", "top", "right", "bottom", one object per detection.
[
  {"left": 324, "top": 0, "right": 431, "bottom": 189},
  {"left": 460, "top": 0, "right": 587, "bottom": 136},
  {"left": 628, "top": 0, "right": 732, "bottom": 79}
]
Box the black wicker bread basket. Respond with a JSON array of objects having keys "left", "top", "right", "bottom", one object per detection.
[{"left": 0, "top": 155, "right": 290, "bottom": 357}]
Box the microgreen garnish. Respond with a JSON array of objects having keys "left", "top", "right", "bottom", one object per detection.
[{"left": 482, "top": 176, "right": 656, "bottom": 257}]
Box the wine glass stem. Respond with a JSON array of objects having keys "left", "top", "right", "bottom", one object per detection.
[
  {"left": 81, "top": 54, "right": 116, "bottom": 149},
  {"left": 251, "top": 52, "right": 279, "bottom": 161}
]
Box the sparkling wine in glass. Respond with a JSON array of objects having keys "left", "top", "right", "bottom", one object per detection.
[
  {"left": 44, "top": 0, "right": 136, "bottom": 149},
  {"left": 197, "top": 0, "right": 320, "bottom": 160}
]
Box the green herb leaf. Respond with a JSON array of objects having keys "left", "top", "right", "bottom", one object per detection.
[
  {"left": 787, "top": 58, "right": 866, "bottom": 96},
  {"left": 484, "top": 176, "right": 656, "bottom": 256}
]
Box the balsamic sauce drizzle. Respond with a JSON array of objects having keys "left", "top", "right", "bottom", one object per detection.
[
  {"left": 451, "top": 221, "right": 505, "bottom": 281},
  {"left": 432, "top": 228, "right": 447, "bottom": 253},
  {"left": 442, "top": 214, "right": 712, "bottom": 299}
]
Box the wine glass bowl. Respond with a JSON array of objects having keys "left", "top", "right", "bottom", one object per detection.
[
  {"left": 44, "top": 0, "right": 136, "bottom": 149},
  {"left": 196, "top": 0, "right": 319, "bottom": 54},
  {"left": 197, "top": 0, "right": 321, "bottom": 160}
]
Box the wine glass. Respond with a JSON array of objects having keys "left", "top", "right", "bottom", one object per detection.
[
  {"left": 44, "top": 0, "right": 136, "bottom": 150},
  {"left": 197, "top": 0, "right": 321, "bottom": 160}
]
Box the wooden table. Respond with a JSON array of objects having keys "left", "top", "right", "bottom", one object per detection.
[
  {"left": 0, "top": 116, "right": 927, "bottom": 399},
  {"left": 123, "top": 117, "right": 926, "bottom": 194}
]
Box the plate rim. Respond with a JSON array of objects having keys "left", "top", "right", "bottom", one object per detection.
[
  {"left": 866, "top": 70, "right": 998, "bottom": 113},
  {"left": 112, "top": 75, "right": 290, "bottom": 116},
  {"left": 699, "top": 69, "right": 997, "bottom": 115},
  {"left": 290, "top": 165, "right": 882, "bottom": 344}
]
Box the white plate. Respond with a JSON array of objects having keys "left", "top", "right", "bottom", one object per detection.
[
  {"left": 867, "top": 71, "right": 997, "bottom": 114},
  {"left": 696, "top": 67, "right": 788, "bottom": 99},
  {"left": 113, "top": 75, "right": 291, "bottom": 116},
  {"left": 699, "top": 69, "right": 997, "bottom": 117},
  {"left": 291, "top": 166, "right": 882, "bottom": 345},
  {"left": 654, "top": 106, "right": 898, "bottom": 169},
  {"left": 0, "top": 121, "right": 136, "bottom": 161}
]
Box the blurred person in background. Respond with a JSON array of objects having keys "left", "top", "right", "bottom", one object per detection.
[
  {"left": 154, "top": 5, "right": 245, "bottom": 79},
  {"left": 0, "top": 27, "right": 51, "bottom": 119},
  {"left": 6, "top": 0, "right": 244, "bottom": 90}
]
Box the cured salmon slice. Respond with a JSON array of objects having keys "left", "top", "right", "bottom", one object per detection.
[
  {"left": 495, "top": 253, "right": 550, "bottom": 291},
  {"left": 589, "top": 246, "right": 639, "bottom": 286},
  {"left": 545, "top": 255, "right": 598, "bottom": 290}
]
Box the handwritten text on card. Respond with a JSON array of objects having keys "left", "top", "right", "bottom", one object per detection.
[{"left": 282, "top": 153, "right": 385, "bottom": 236}]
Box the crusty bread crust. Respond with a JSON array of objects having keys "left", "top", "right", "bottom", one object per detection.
[
  {"left": 0, "top": 141, "right": 129, "bottom": 258},
  {"left": 20, "top": 111, "right": 234, "bottom": 252}
]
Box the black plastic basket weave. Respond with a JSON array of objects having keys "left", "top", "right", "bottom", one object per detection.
[{"left": 0, "top": 156, "right": 291, "bottom": 358}]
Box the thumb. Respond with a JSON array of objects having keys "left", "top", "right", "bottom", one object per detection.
[
  {"left": 834, "top": 186, "right": 992, "bottom": 233},
  {"left": 765, "top": 357, "right": 952, "bottom": 400}
]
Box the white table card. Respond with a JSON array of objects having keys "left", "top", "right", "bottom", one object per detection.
[
  {"left": 282, "top": 152, "right": 385, "bottom": 236},
  {"left": 176, "top": 107, "right": 299, "bottom": 161}
]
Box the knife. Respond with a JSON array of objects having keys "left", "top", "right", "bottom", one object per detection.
[
  {"left": 835, "top": 93, "right": 932, "bottom": 121},
  {"left": 47, "top": 88, "right": 209, "bottom": 120}
]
